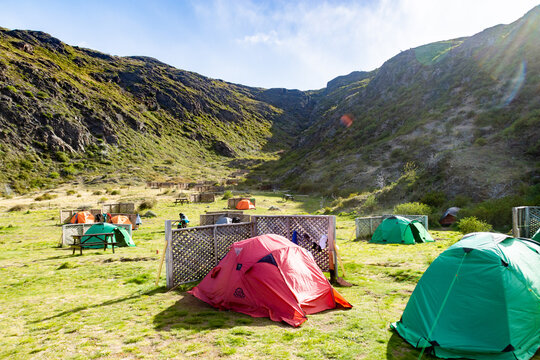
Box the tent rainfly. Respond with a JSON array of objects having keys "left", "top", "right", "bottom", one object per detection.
[
  {"left": 391, "top": 232, "right": 540, "bottom": 360},
  {"left": 370, "top": 215, "right": 433, "bottom": 244},
  {"left": 189, "top": 234, "right": 352, "bottom": 327},
  {"left": 70, "top": 211, "right": 95, "bottom": 224},
  {"left": 83, "top": 223, "right": 135, "bottom": 248}
]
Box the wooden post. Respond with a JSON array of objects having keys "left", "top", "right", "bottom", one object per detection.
[
  {"left": 328, "top": 215, "right": 338, "bottom": 280},
  {"left": 512, "top": 207, "right": 518, "bottom": 237},
  {"left": 165, "top": 220, "right": 173, "bottom": 289},
  {"left": 525, "top": 207, "right": 530, "bottom": 238},
  {"left": 213, "top": 225, "right": 218, "bottom": 266}
]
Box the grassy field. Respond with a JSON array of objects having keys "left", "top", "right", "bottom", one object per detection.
[{"left": 0, "top": 187, "right": 537, "bottom": 360}]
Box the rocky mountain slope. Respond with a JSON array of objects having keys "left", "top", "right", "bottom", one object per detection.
[
  {"left": 259, "top": 5, "right": 540, "bottom": 201},
  {"left": 0, "top": 28, "right": 314, "bottom": 193},
  {"left": 1, "top": 6, "right": 539, "bottom": 202}
]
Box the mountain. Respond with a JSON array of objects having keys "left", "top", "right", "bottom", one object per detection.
[
  {"left": 257, "top": 5, "right": 540, "bottom": 201},
  {"left": 1, "top": 6, "right": 540, "bottom": 203},
  {"left": 0, "top": 28, "right": 314, "bottom": 193}
]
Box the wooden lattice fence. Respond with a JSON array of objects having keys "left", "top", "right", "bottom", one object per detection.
[
  {"left": 513, "top": 206, "right": 540, "bottom": 238},
  {"left": 200, "top": 211, "right": 251, "bottom": 225},
  {"left": 355, "top": 214, "right": 429, "bottom": 240},
  {"left": 102, "top": 203, "right": 135, "bottom": 214},
  {"left": 165, "top": 215, "right": 336, "bottom": 288},
  {"left": 189, "top": 193, "right": 215, "bottom": 203},
  {"left": 251, "top": 215, "right": 334, "bottom": 273},
  {"left": 165, "top": 221, "right": 253, "bottom": 287}
]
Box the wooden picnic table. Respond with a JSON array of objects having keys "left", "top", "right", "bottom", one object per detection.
[
  {"left": 174, "top": 197, "right": 189, "bottom": 205},
  {"left": 71, "top": 232, "right": 116, "bottom": 255}
]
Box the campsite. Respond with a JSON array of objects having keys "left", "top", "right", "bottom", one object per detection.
[
  {"left": 1, "top": 2, "right": 540, "bottom": 359},
  {"left": 0, "top": 186, "right": 537, "bottom": 359}
]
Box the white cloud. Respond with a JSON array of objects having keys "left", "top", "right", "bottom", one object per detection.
[{"left": 240, "top": 30, "right": 282, "bottom": 45}]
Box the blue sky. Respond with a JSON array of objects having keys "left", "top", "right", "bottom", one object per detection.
[{"left": 0, "top": 0, "right": 538, "bottom": 90}]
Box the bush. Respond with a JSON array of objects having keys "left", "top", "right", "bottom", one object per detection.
[
  {"left": 49, "top": 172, "right": 60, "bottom": 179},
  {"left": 8, "top": 204, "right": 26, "bottom": 212},
  {"left": 420, "top": 191, "right": 447, "bottom": 208},
  {"left": 55, "top": 151, "right": 69, "bottom": 163},
  {"left": 393, "top": 202, "right": 431, "bottom": 215},
  {"left": 457, "top": 216, "right": 493, "bottom": 234},
  {"left": 138, "top": 198, "right": 157, "bottom": 211},
  {"left": 459, "top": 195, "right": 523, "bottom": 230},
  {"left": 222, "top": 190, "right": 233, "bottom": 200},
  {"left": 34, "top": 193, "right": 57, "bottom": 201},
  {"left": 109, "top": 190, "right": 120, "bottom": 195},
  {"left": 36, "top": 91, "right": 48, "bottom": 99}
]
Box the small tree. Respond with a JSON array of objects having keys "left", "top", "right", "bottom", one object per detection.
[
  {"left": 393, "top": 202, "right": 431, "bottom": 215},
  {"left": 222, "top": 190, "right": 233, "bottom": 200},
  {"left": 457, "top": 216, "right": 493, "bottom": 234}
]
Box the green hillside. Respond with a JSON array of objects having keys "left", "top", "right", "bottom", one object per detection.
[
  {"left": 0, "top": 29, "right": 313, "bottom": 193},
  {"left": 258, "top": 5, "right": 540, "bottom": 204},
  {"left": 1, "top": 6, "right": 540, "bottom": 210}
]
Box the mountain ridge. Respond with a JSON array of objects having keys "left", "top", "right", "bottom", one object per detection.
[{"left": 1, "top": 6, "right": 539, "bottom": 204}]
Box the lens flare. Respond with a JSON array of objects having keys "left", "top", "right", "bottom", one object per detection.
[
  {"left": 501, "top": 60, "right": 526, "bottom": 107},
  {"left": 340, "top": 114, "right": 353, "bottom": 128}
]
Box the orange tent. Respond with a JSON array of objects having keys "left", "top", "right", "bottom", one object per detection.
[
  {"left": 110, "top": 215, "right": 132, "bottom": 225},
  {"left": 236, "top": 199, "right": 255, "bottom": 210},
  {"left": 70, "top": 211, "right": 95, "bottom": 224}
]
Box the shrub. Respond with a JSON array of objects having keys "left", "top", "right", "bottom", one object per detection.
[
  {"left": 138, "top": 198, "right": 157, "bottom": 211},
  {"left": 457, "top": 216, "right": 493, "bottom": 234},
  {"left": 49, "top": 172, "right": 60, "bottom": 179},
  {"left": 109, "top": 190, "right": 120, "bottom": 195},
  {"left": 36, "top": 91, "right": 48, "bottom": 99},
  {"left": 61, "top": 165, "right": 77, "bottom": 176},
  {"left": 8, "top": 204, "right": 26, "bottom": 212},
  {"left": 5, "top": 85, "right": 17, "bottom": 93},
  {"left": 421, "top": 191, "right": 446, "bottom": 208},
  {"left": 452, "top": 195, "right": 472, "bottom": 208},
  {"left": 55, "top": 151, "right": 69, "bottom": 163},
  {"left": 393, "top": 202, "right": 431, "bottom": 215},
  {"left": 34, "top": 193, "right": 57, "bottom": 201},
  {"left": 459, "top": 195, "right": 523, "bottom": 230},
  {"left": 362, "top": 194, "right": 378, "bottom": 212},
  {"left": 24, "top": 90, "right": 34, "bottom": 98},
  {"left": 92, "top": 190, "right": 103, "bottom": 195},
  {"left": 66, "top": 190, "right": 77, "bottom": 195},
  {"left": 222, "top": 190, "right": 233, "bottom": 200}
]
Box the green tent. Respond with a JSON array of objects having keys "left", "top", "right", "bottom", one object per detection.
[
  {"left": 82, "top": 223, "right": 135, "bottom": 248},
  {"left": 370, "top": 216, "right": 433, "bottom": 244},
  {"left": 391, "top": 232, "right": 540, "bottom": 360},
  {"left": 532, "top": 227, "right": 540, "bottom": 241}
]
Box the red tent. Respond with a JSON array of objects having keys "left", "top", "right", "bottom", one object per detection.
[{"left": 189, "top": 234, "right": 351, "bottom": 327}]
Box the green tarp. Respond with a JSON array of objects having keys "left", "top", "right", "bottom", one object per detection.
[
  {"left": 370, "top": 216, "right": 433, "bottom": 244},
  {"left": 391, "top": 232, "right": 540, "bottom": 360},
  {"left": 82, "top": 222, "right": 135, "bottom": 248}
]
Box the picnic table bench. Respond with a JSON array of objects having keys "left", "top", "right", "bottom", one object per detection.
[
  {"left": 71, "top": 232, "right": 116, "bottom": 255},
  {"left": 174, "top": 197, "right": 189, "bottom": 205},
  {"left": 282, "top": 193, "right": 295, "bottom": 201}
]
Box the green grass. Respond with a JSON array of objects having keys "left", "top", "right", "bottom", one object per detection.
[{"left": 0, "top": 188, "right": 537, "bottom": 359}]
